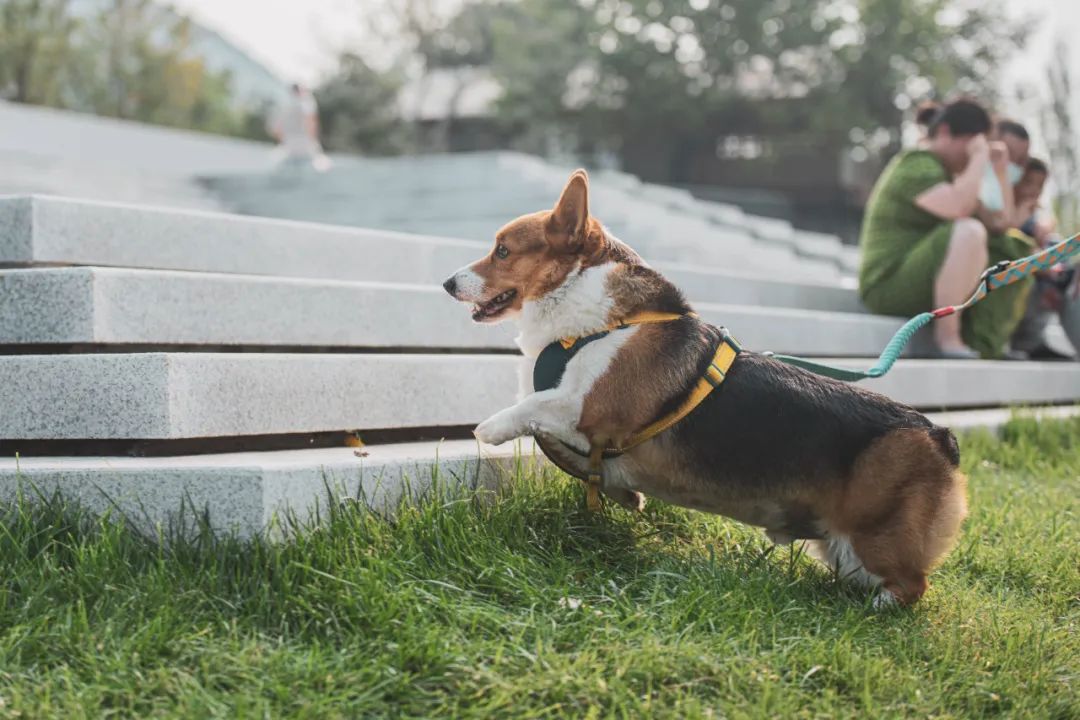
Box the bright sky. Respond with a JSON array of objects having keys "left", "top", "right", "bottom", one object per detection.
[
  {"left": 170, "top": 0, "right": 1080, "bottom": 132},
  {"left": 167, "top": 0, "right": 367, "bottom": 84}
]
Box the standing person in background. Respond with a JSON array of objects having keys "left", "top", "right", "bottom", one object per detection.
[
  {"left": 268, "top": 84, "right": 331, "bottom": 171},
  {"left": 858, "top": 98, "right": 1033, "bottom": 359}
]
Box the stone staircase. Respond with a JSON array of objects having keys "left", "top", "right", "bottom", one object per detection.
[
  {"left": 1, "top": 193, "right": 1078, "bottom": 538},
  {"left": 0, "top": 99, "right": 271, "bottom": 213},
  {"left": 203, "top": 153, "right": 861, "bottom": 281},
  {"left": 0, "top": 105, "right": 1077, "bottom": 537}
]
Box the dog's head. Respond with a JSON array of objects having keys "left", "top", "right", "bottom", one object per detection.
[{"left": 443, "top": 169, "right": 614, "bottom": 323}]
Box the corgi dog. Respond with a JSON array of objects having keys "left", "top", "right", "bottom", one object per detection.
[{"left": 442, "top": 170, "right": 967, "bottom": 606}]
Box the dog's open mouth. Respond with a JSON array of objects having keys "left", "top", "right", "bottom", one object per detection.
[{"left": 472, "top": 289, "right": 517, "bottom": 321}]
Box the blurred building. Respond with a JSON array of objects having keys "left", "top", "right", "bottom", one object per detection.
[
  {"left": 70, "top": 0, "right": 289, "bottom": 111},
  {"left": 397, "top": 67, "right": 506, "bottom": 152}
]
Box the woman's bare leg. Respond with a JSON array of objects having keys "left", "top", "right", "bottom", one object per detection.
[{"left": 934, "top": 218, "right": 988, "bottom": 353}]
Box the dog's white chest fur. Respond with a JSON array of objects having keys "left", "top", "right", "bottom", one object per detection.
[
  {"left": 473, "top": 263, "right": 635, "bottom": 449},
  {"left": 515, "top": 262, "right": 617, "bottom": 358}
]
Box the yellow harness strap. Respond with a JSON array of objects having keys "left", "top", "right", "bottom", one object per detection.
[
  {"left": 559, "top": 311, "right": 693, "bottom": 350},
  {"left": 576, "top": 315, "right": 740, "bottom": 511},
  {"left": 621, "top": 337, "right": 738, "bottom": 451},
  {"left": 586, "top": 445, "right": 604, "bottom": 512}
]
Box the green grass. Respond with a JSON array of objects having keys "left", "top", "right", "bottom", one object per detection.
[{"left": 0, "top": 417, "right": 1077, "bottom": 719}]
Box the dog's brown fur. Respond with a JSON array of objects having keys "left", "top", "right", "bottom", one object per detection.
[
  {"left": 828, "top": 429, "right": 968, "bottom": 603},
  {"left": 448, "top": 170, "right": 969, "bottom": 605}
]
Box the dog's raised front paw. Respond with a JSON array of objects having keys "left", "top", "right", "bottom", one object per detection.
[{"left": 473, "top": 409, "right": 523, "bottom": 446}]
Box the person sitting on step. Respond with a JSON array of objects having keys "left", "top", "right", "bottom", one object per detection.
[
  {"left": 858, "top": 97, "right": 1034, "bottom": 359},
  {"left": 1007, "top": 158, "right": 1080, "bottom": 360}
]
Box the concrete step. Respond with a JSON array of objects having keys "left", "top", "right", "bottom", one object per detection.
[
  {"left": 1, "top": 353, "right": 1077, "bottom": 441},
  {"left": 0, "top": 194, "right": 487, "bottom": 286},
  {"left": 0, "top": 353, "right": 517, "bottom": 440},
  {"left": 2, "top": 404, "right": 1076, "bottom": 539},
  {"left": 0, "top": 439, "right": 525, "bottom": 539},
  {"left": 203, "top": 155, "right": 856, "bottom": 276},
  {"left": 0, "top": 267, "right": 514, "bottom": 349},
  {"left": 0, "top": 267, "right": 884, "bottom": 353},
  {"left": 0, "top": 100, "right": 273, "bottom": 178},
  {"left": 207, "top": 151, "right": 857, "bottom": 274},
  {"left": 201, "top": 192, "right": 839, "bottom": 278},
  {"left": 0, "top": 195, "right": 858, "bottom": 308},
  {"left": 661, "top": 263, "right": 863, "bottom": 313}
]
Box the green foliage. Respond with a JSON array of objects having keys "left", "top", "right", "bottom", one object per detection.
[
  {"left": 0, "top": 0, "right": 78, "bottom": 105},
  {"left": 473, "top": 0, "right": 1025, "bottom": 160},
  {"left": 1041, "top": 41, "right": 1079, "bottom": 230},
  {"left": 832, "top": 0, "right": 1029, "bottom": 149},
  {"left": 0, "top": 0, "right": 258, "bottom": 138},
  {"left": 315, "top": 53, "right": 409, "bottom": 155},
  {"left": 0, "top": 415, "right": 1075, "bottom": 716}
]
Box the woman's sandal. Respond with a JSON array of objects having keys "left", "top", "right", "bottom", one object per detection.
[{"left": 934, "top": 346, "right": 981, "bottom": 360}]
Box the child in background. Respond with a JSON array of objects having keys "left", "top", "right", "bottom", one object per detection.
[
  {"left": 1014, "top": 158, "right": 1053, "bottom": 242},
  {"left": 1009, "top": 158, "right": 1079, "bottom": 360}
]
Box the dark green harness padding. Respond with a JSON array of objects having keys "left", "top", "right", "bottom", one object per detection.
[
  {"left": 532, "top": 329, "right": 616, "bottom": 470},
  {"left": 533, "top": 330, "right": 610, "bottom": 392}
]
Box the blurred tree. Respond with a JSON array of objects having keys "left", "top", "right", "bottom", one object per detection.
[
  {"left": 1040, "top": 41, "right": 1078, "bottom": 229},
  {"left": 315, "top": 53, "right": 409, "bottom": 154},
  {"left": 359, "top": 0, "right": 494, "bottom": 71},
  {"left": 0, "top": 0, "right": 260, "bottom": 138},
  {"left": 473, "top": 0, "right": 1025, "bottom": 170},
  {"left": 0, "top": 0, "right": 78, "bottom": 106},
  {"left": 350, "top": 0, "right": 501, "bottom": 151},
  {"left": 69, "top": 0, "right": 243, "bottom": 135},
  {"left": 487, "top": 0, "right": 595, "bottom": 155},
  {"left": 830, "top": 0, "right": 1029, "bottom": 153}
]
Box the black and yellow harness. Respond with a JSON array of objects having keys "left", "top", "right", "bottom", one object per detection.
[{"left": 532, "top": 312, "right": 740, "bottom": 510}]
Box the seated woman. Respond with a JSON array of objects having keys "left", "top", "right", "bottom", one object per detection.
[{"left": 859, "top": 98, "right": 1033, "bottom": 358}]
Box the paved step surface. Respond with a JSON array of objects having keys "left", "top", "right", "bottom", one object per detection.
[
  {"left": 0, "top": 353, "right": 517, "bottom": 439},
  {"left": 0, "top": 106, "right": 858, "bottom": 276},
  {"left": 7, "top": 194, "right": 790, "bottom": 285},
  {"left": 0, "top": 195, "right": 486, "bottom": 285},
  {"left": 0, "top": 195, "right": 863, "bottom": 311},
  {"left": 0, "top": 100, "right": 273, "bottom": 177},
  {"left": 1, "top": 353, "right": 1077, "bottom": 440},
  {"left": 0, "top": 439, "right": 525, "bottom": 538},
  {"left": 205, "top": 152, "right": 857, "bottom": 276},
  {"left": 0, "top": 267, "right": 905, "bottom": 355}
]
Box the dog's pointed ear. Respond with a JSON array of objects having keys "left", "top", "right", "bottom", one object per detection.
[{"left": 549, "top": 170, "right": 589, "bottom": 245}]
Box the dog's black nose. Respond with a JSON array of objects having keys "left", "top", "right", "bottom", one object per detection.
[{"left": 442, "top": 277, "right": 457, "bottom": 296}]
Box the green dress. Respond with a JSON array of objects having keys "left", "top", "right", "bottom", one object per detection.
[{"left": 859, "top": 149, "right": 1033, "bottom": 358}]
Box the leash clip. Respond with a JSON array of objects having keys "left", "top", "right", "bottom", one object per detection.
[{"left": 978, "top": 260, "right": 1013, "bottom": 293}]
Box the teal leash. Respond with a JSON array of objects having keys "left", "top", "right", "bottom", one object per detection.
[{"left": 766, "top": 232, "right": 1080, "bottom": 382}]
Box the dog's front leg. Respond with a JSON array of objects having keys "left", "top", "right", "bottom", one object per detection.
[{"left": 474, "top": 389, "right": 581, "bottom": 447}]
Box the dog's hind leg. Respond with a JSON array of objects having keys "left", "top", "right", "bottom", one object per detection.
[
  {"left": 806, "top": 535, "right": 885, "bottom": 591},
  {"left": 833, "top": 428, "right": 968, "bottom": 606}
]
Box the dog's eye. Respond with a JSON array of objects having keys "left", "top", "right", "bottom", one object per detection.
[{"left": 495, "top": 244, "right": 510, "bottom": 260}]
